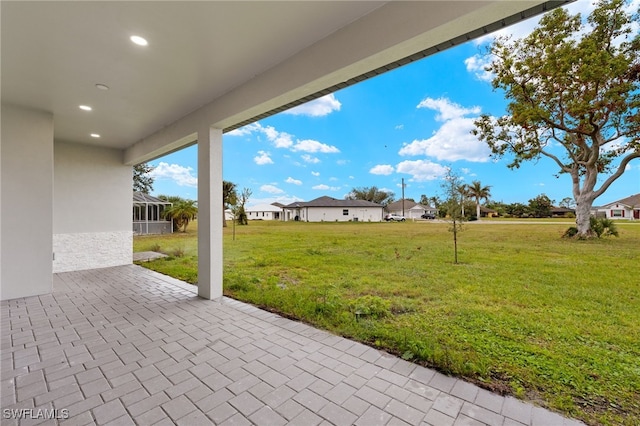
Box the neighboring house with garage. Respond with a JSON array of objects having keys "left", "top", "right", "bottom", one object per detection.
[
  {"left": 386, "top": 199, "right": 437, "bottom": 219},
  {"left": 283, "top": 196, "right": 384, "bottom": 222},
  {"left": 246, "top": 203, "right": 283, "bottom": 221},
  {"left": 595, "top": 193, "right": 640, "bottom": 220}
]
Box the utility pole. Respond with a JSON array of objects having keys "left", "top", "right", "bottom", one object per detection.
[{"left": 401, "top": 178, "right": 405, "bottom": 216}]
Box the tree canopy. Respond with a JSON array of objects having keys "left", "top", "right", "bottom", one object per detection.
[
  {"left": 133, "top": 163, "right": 154, "bottom": 193},
  {"left": 346, "top": 186, "right": 395, "bottom": 206},
  {"left": 473, "top": 0, "right": 639, "bottom": 237}
]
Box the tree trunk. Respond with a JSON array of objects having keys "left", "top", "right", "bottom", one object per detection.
[
  {"left": 476, "top": 203, "right": 481, "bottom": 220},
  {"left": 574, "top": 195, "right": 595, "bottom": 238}
]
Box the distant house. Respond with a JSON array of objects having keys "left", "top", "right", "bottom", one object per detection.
[
  {"left": 479, "top": 206, "right": 498, "bottom": 218},
  {"left": 283, "top": 196, "right": 384, "bottom": 222},
  {"left": 133, "top": 192, "right": 173, "bottom": 234},
  {"left": 595, "top": 193, "right": 640, "bottom": 220},
  {"left": 246, "top": 203, "right": 283, "bottom": 221},
  {"left": 386, "top": 199, "right": 437, "bottom": 219},
  {"left": 550, "top": 206, "right": 575, "bottom": 218}
]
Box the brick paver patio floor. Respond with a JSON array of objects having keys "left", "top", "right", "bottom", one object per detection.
[{"left": 1, "top": 265, "right": 585, "bottom": 425}]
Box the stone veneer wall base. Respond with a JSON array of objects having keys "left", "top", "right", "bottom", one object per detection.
[{"left": 53, "top": 231, "right": 132, "bottom": 273}]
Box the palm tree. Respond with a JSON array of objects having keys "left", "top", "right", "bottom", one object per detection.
[
  {"left": 163, "top": 199, "right": 198, "bottom": 232},
  {"left": 466, "top": 180, "right": 492, "bottom": 220},
  {"left": 457, "top": 185, "right": 470, "bottom": 217},
  {"left": 223, "top": 181, "right": 237, "bottom": 228},
  {"left": 158, "top": 195, "right": 186, "bottom": 231}
]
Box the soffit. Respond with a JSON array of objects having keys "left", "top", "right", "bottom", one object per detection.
[{"left": 1, "top": 1, "right": 384, "bottom": 149}]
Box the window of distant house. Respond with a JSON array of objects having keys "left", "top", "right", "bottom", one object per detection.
[
  {"left": 343, "top": 209, "right": 349, "bottom": 215},
  {"left": 262, "top": 212, "right": 265, "bottom": 217},
  {"left": 611, "top": 209, "right": 624, "bottom": 217}
]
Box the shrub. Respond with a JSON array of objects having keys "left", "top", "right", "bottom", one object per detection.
[
  {"left": 150, "top": 243, "right": 162, "bottom": 252},
  {"left": 563, "top": 217, "right": 619, "bottom": 239},
  {"left": 590, "top": 217, "right": 619, "bottom": 238},
  {"left": 562, "top": 227, "right": 578, "bottom": 238}
]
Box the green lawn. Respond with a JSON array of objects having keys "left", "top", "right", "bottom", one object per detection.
[{"left": 134, "top": 220, "right": 640, "bottom": 425}]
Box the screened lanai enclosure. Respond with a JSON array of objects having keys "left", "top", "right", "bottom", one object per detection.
[{"left": 133, "top": 192, "right": 173, "bottom": 235}]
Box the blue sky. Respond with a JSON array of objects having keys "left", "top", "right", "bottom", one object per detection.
[{"left": 148, "top": 1, "right": 639, "bottom": 207}]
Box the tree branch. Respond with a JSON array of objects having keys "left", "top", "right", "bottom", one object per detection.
[{"left": 593, "top": 152, "right": 640, "bottom": 198}]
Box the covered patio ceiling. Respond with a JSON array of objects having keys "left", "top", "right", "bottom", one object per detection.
[{"left": 2, "top": 1, "right": 571, "bottom": 164}]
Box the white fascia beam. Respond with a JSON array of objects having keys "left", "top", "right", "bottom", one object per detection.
[{"left": 124, "top": 1, "right": 549, "bottom": 165}]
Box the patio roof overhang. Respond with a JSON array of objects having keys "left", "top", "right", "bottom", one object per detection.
[{"left": 2, "top": 1, "right": 572, "bottom": 164}]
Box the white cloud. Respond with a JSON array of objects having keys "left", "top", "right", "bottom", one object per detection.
[
  {"left": 396, "top": 160, "right": 448, "bottom": 182},
  {"left": 150, "top": 162, "right": 197, "bottom": 187},
  {"left": 312, "top": 184, "right": 341, "bottom": 191},
  {"left": 349, "top": 176, "right": 354, "bottom": 179},
  {"left": 271, "top": 131, "right": 294, "bottom": 149},
  {"left": 284, "top": 94, "right": 342, "bottom": 117},
  {"left": 226, "top": 122, "right": 262, "bottom": 137},
  {"left": 260, "top": 184, "right": 284, "bottom": 194},
  {"left": 336, "top": 159, "right": 349, "bottom": 166},
  {"left": 370, "top": 164, "right": 394, "bottom": 175},
  {"left": 301, "top": 154, "right": 320, "bottom": 164},
  {"left": 226, "top": 121, "right": 341, "bottom": 161},
  {"left": 395, "top": 124, "right": 404, "bottom": 130},
  {"left": 417, "top": 97, "right": 481, "bottom": 121},
  {"left": 285, "top": 177, "right": 302, "bottom": 185},
  {"left": 399, "top": 117, "right": 491, "bottom": 162},
  {"left": 311, "top": 171, "right": 320, "bottom": 176},
  {"left": 254, "top": 150, "right": 274, "bottom": 165},
  {"left": 292, "top": 139, "right": 340, "bottom": 153},
  {"left": 464, "top": 54, "right": 494, "bottom": 82}
]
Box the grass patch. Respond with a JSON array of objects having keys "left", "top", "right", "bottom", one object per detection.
[{"left": 135, "top": 220, "right": 640, "bottom": 425}]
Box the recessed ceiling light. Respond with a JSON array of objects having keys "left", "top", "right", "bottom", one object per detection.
[
  {"left": 130, "top": 35, "right": 148, "bottom": 46},
  {"left": 95, "top": 84, "right": 109, "bottom": 91},
  {"left": 79, "top": 105, "right": 92, "bottom": 111},
  {"left": 90, "top": 133, "right": 101, "bottom": 138}
]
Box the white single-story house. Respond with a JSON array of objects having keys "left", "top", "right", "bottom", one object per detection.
[
  {"left": 133, "top": 192, "right": 173, "bottom": 235},
  {"left": 283, "top": 196, "right": 384, "bottom": 222},
  {"left": 246, "top": 203, "right": 283, "bottom": 221},
  {"left": 595, "top": 193, "right": 640, "bottom": 220},
  {"left": 387, "top": 199, "right": 437, "bottom": 219},
  {"left": 1, "top": 1, "right": 564, "bottom": 301}
]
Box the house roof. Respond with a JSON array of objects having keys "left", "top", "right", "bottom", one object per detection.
[
  {"left": 2, "top": 1, "right": 566, "bottom": 164},
  {"left": 386, "top": 199, "right": 417, "bottom": 211},
  {"left": 604, "top": 193, "right": 640, "bottom": 208},
  {"left": 284, "top": 196, "right": 382, "bottom": 209},
  {"left": 479, "top": 206, "right": 497, "bottom": 213},
  {"left": 550, "top": 206, "right": 575, "bottom": 213},
  {"left": 133, "top": 192, "right": 171, "bottom": 204},
  {"left": 246, "top": 204, "right": 283, "bottom": 213}
]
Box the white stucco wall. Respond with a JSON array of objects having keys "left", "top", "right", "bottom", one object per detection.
[
  {"left": 306, "top": 207, "right": 383, "bottom": 222},
  {"left": 599, "top": 203, "right": 636, "bottom": 220},
  {"left": 53, "top": 141, "right": 132, "bottom": 273},
  {"left": 1, "top": 104, "right": 54, "bottom": 300}
]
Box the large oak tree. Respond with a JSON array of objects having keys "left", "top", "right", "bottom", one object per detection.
[
  {"left": 346, "top": 186, "right": 395, "bottom": 206},
  {"left": 473, "top": 0, "right": 639, "bottom": 237}
]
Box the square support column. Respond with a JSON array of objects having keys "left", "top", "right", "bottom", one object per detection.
[{"left": 197, "top": 126, "right": 223, "bottom": 299}]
